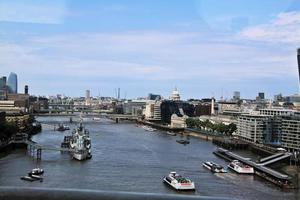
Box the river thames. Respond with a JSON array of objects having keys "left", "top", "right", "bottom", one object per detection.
[{"left": 0, "top": 116, "right": 299, "bottom": 200}]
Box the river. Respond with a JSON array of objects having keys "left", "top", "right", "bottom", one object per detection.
[{"left": 0, "top": 116, "right": 299, "bottom": 200}]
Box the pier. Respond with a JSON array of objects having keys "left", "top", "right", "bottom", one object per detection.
[
  {"left": 10, "top": 135, "right": 74, "bottom": 160},
  {"left": 214, "top": 148, "right": 294, "bottom": 188}
]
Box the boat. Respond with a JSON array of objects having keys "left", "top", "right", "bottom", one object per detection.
[
  {"left": 29, "top": 168, "right": 44, "bottom": 175},
  {"left": 227, "top": 160, "right": 254, "bottom": 174},
  {"left": 93, "top": 117, "right": 101, "bottom": 121},
  {"left": 163, "top": 172, "right": 195, "bottom": 191},
  {"left": 69, "top": 119, "right": 92, "bottom": 161},
  {"left": 142, "top": 126, "right": 156, "bottom": 132},
  {"left": 20, "top": 176, "right": 36, "bottom": 182},
  {"left": 166, "top": 131, "right": 176, "bottom": 136},
  {"left": 176, "top": 139, "right": 190, "bottom": 145},
  {"left": 202, "top": 161, "right": 227, "bottom": 173},
  {"left": 30, "top": 174, "right": 43, "bottom": 181}
]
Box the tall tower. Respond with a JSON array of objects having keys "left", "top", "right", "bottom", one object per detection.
[
  {"left": 7, "top": 72, "right": 17, "bottom": 94},
  {"left": 211, "top": 97, "right": 215, "bottom": 115},
  {"left": 297, "top": 48, "right": 300, "bottom": 93}
]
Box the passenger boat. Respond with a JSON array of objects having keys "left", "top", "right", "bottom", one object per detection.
[
  {"left": 202, "top": 161, "right": 227, "bottom": 173},
  {"left": 29, "top": 168, "right": 44, "bottom": 175},
  {"left": 228, "top": 160, "right": 254, "bottom": 174},
  {"left": 176, "top": 139, "right": 190, "bottom": 145},
  {"left": 163, "top": 172, "right": 195, "bottom": 191}
]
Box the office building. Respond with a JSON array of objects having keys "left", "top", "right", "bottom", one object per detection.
[
  {"left": 258, "top": 92, "right": 265, "bottom": 100},
  {"left": 148, "top": 93, "right": 161, "bottom": 101},
  {"left": 0, "top": 76, "right": 7, "bottom": 100},
  {"left": 233, "top": 91, "right": 240, "bottom": 101},
  {"left": 25, "top": 85, "right": 28, "bottom": 95},
  {"left": 297, "top": 48, "right": 300, "bottom": 91},
  {"left": 7, "top": 72, "right": 17, "bottom": 94}
]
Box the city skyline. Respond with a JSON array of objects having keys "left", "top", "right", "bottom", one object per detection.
[{"left": 1, "top": 0, "right": 300, "bottom": 99}]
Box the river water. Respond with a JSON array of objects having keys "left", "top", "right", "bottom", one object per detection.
[{"left": 0, "top": 116, "right": 299, "bottom": 200}]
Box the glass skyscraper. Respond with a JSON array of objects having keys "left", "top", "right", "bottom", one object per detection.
[{"left": 7, "top": 72, "right": 18, "bottom": 94}]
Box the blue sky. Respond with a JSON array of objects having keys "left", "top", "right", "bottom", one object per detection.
[{"left": 0, "top": 0, "right": 300, "bottom": 99}]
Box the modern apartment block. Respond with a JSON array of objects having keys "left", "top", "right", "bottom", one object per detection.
[
  {"left": 281, "top": 117, "right": 300, "bottom": 151},
  {"left": 237, "top": 114, "right": 281, "bottom": 144}
]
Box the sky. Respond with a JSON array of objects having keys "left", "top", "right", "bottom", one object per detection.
[{"left": 0, "top": 0, "right": 300, "bottom": 99}]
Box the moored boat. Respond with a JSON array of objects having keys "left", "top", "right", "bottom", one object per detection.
[
  {"left": 228, "top": 160, "right": 254, "bottom": 174},
  {"left": 163, "top": 172, "right": 195, "bottom": 191},
  {"left": 69, "top": 118, "right": 92, "bottom": 161},
  {"left": 202, "top": 161, "right": 227, "bottom": 173},
  {"left": 176, "top": 139, "right": 190, "bottom": 145},
  {"left": 29, "top": 168, "right": 44, "bottom": 175}
]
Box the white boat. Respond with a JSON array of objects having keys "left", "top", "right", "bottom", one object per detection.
[
  {"left": 69, "top": 119, "right": 92, "bottom": 161},
  {"left": 93, "top": 117, "right": 101, "bottom": 121},
  {"left": 166, "top": 131, "right": 176, "bottom": 136},
  {"left": 29, "top": 168, "right": 44, "bottom": 175},
  {"left": 163, "top": 172, "right": 195, "bottom": 191},
  {"left": 202, "top": 161, "right": 227, "bottom": 173},
  {"left": 227, "top": 160, "right": 254, "bottom": 174},
  {"left": 142, "top": 126, "right": 156, "bottom": 132}
]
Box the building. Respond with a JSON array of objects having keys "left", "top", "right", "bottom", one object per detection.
[
  {"left": 144, "top": 101, "right": 155, "bottom": 119},
  {"left": 233, "top": 91, "right": 240, "bottom": 101},
  {"left": 259, "top": 108, "right": 294, "bottom": 117},
  {"left": 160, "top": 100, "right": 194, "bottom": 124},
  {"left": 0, "top": 76, "right": 7, "bottom": 100},
  {"left": 170, "top": 114, "right": 188, "bottom": 128},
  {"left": 237, "top": 114, "right": 281, "bottom": 144},
  {"left": 170, "top": 88, "right": 180, "bottom": 101},
  {"left": 153, "top": 101, "right": 162, "bottom": 121},
  {"left": 85, "top": 90, "right": 91, "bottom": 105},
  {"left": 281, "top": 116, "right": 300, "bottom": 151},
  {"left": 7, "top": 72, "right": 17, "bottom": 94},
  {"left": 148, "top": 93, "right": 161, "bottom": 101},
  {"left": 122, "top": 100, "right": 146, "bottom": 115},
  {"left": 258, "top": 92, "right": 265, "bottom": 100},
  {"left": 297, "top": 48, "right": 300, "bottom": 91}
]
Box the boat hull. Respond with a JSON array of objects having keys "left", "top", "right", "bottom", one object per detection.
[
  {"left": 228, "top": 164, "right": 254, "bottom": 174},
  {"left": 163, "top": 177, "right": 195, "bottom": 191}
]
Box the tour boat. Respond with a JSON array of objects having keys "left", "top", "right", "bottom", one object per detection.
[
  {"left": 163, "top": 172, "right": 195, "bottom": 191},
  {"left": 29, "top": 168, "right": 44, "bottom": 175},
  {"left": 202, "top": 161, "right": 227, "bottom": 173},
  {"left": 228, "top": 160, "right": 254, "bottom": 174}
]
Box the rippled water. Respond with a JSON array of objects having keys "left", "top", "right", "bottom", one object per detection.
[{"left": 0, "top": 116, "right": 299, "bottom": 200}]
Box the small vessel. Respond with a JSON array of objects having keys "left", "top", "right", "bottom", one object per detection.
[
  {"left": 93, "top": 117, "right": 101, "bottom": 121},
  {"left": 202, "top": 161, "right": 227, "bottom": 173},
  {"left": 142, "top": 126, "right": 156, "bottom": 132},
  {"left": 228, "top": 160, "right": 254, "bottom": 174},
  {"left": 163, "top": 172, "right": 195, "bottom": 191},
  {"left": 20, "top": 176, "right": 36, "bottom": 182},
  {"left": 29, "top": 168, "right": 44, "bottom": 175},
  {"left": 176, "top": 139, "right": 190, "bottom": 145},
  {"left": 30, "top": 174, "right": 43, "bottom": 181},
  {"left": 166, "top": 131, "right": 176, "bottom": 136}
]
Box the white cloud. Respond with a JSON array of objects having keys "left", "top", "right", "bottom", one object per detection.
[
  {"left": 239, "top": 11, "right": 300, "bottom": 43},
  {"left": 0, "top": 1, "right": 67, "bottom": 24}
]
